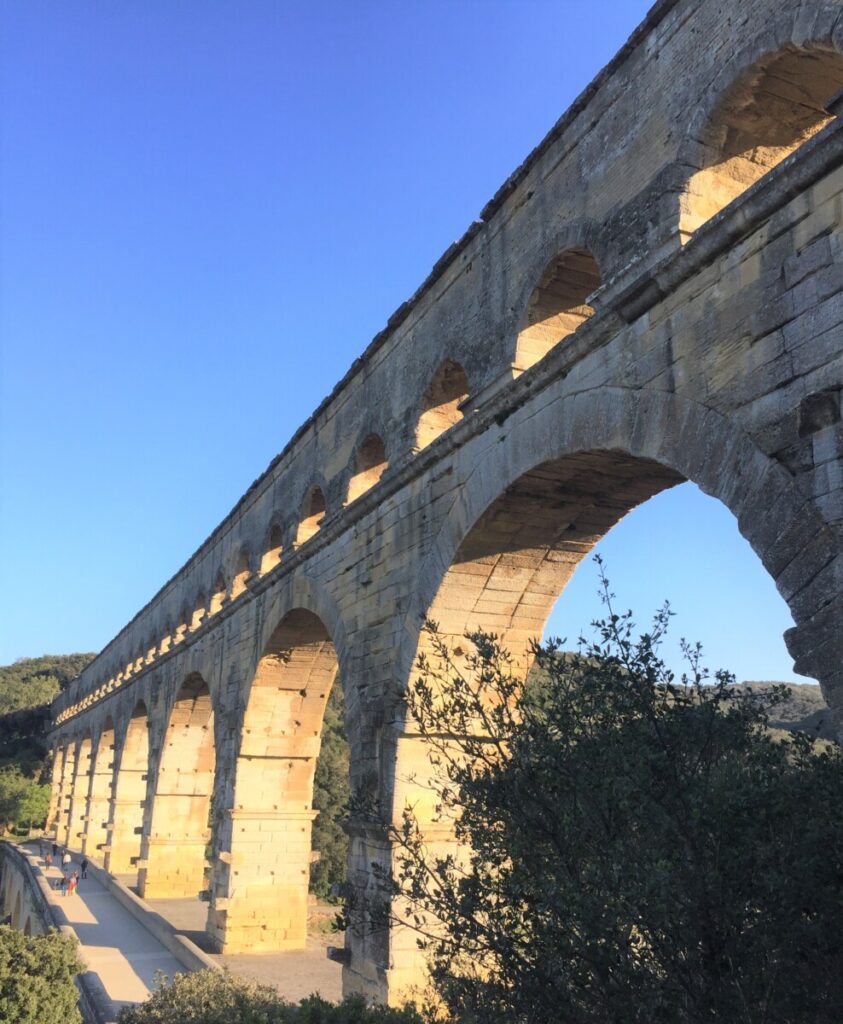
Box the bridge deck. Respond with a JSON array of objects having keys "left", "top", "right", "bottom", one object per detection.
[{"left": 31, "top": 844, "right": 185, "bottom": 1019}]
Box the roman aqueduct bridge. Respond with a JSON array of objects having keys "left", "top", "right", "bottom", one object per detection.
[{"left": 47, "top": 0, "right": 843, "bottom": 1002}]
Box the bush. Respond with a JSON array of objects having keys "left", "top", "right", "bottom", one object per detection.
[
  {"left": 0, "top": 925, "right": 83, "bottom": 1024},
  {"left": 117, "top": 969, "right": 423, "bottom": 1024},
  {"left": 383, "top": 563, "right": 843, "bottom": 1024}
]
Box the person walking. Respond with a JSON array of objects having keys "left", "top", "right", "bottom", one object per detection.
[
  {"left": 80, "top": 857, "right": 88, "bottom": 879},
  {"left": 44, "top": 852, "right": 53, "bottom": 870},
  {"left": 59, "top": 874, "right": 68, "bottom": 896},
  {"left": 61, "top": 850, "right": 72, "bottom": 875},
  {"left": 66, "top": 874, "right": 77, "bottom": 897},
  {"left": 51, "top": 842, "right": 58, "bottom": 858}
]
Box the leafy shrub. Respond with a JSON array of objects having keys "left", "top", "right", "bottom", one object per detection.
[
  {"left": 380, "top": 563, "right": 843, "bottom": 1024},
  {"left": 117, "top": 969, "right": 423, "bottom": 1024},
  {"left": 0, "top": 925, "right": 83, "bottom": 1024}
]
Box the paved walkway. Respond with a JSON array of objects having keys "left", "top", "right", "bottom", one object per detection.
[
  {"left": 28, "top": 844, "right": 184, "bottom": 1019},
  {"left": 129, "top": 884, "right": 343, "bottom": 1003}
]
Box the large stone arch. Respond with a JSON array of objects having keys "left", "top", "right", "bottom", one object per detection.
[
  {"left": 138, "top": 674, "right": 216, "bottom": 899},
  {"left": 400, "top": 388, "right": 838, "bottom": 697},
  {"left": 208, "top": 575, "right": 353, "bottom": 954},
  {"left": 368, "top": 385, "right": 841, "bottom": 998},
  {"left": 676, "top": 6, "right": 843, "bottom": 237}
]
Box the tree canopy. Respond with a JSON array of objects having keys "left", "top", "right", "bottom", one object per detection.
[{"left": 376, "top": 567, "right": 843, "bottom": 1024}]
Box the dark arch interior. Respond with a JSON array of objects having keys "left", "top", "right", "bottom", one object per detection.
[
  {"left": 683, "top": 45, "right": 843, "bottom": 234},
  {"left": 516, "top": 249, "right": 600, "bottom": 370}
]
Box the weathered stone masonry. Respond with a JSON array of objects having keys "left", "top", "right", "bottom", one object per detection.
[{"left": 47, "top": 0, "right": 843, "bottom": 1002}]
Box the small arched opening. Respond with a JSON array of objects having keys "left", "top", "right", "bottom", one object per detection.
[
  {"left": 515, "top": 249, "right": 600, "bottom": 370},
  {"left": 230, "top": 547, "right": 252, "bottom": 600},
  {"left": 416, "top": 359, "right": 470, "bottom": 451},
  {"left": 682, "top": 45, "right": 843, "bottom": 236},
  {"left": 174, "top": 606, "right": 190, "bottom": 645},
  {"left": 209, "top": 571, "right": 227, "bottom": 615},
  {"left": 347, "top": 434, "right": 388, "bottom": 504},
  {"left": 260, "top": 524, "right": 284, "bottom": 575},
  {"left": 190, "top": 591, "right": 207, "bottom": 631},
  {"left": 140, "top": 674, "right": 215, "bottom": 900},
  {"left": 296, "top": 488, "right": 327, "bottom": 546}
]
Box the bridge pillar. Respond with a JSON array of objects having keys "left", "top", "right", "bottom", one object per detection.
[
  {"left": 45, "top": 746, "right": 67, "bottom": 837},
  {"left": 207, "top": 807, "right": 318, "bottom": 952},
  {"left": 105, "top": 702, "right": 149, "bottom": 875},
  {"left": 84, "top": 724, "right": 115, "bottom": 857},
  {"left": 66, "top": 739, "right": 92, "bottom": 850}
]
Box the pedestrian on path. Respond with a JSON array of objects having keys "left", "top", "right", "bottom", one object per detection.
[
  {"left": 52, "top": 842, "right": 58, "bottom": 858},
  {"left": 62, "top": 851, "right": 72, "bottom": 875},
  {"left": 59, "top": 875, "right": 68, "bottom": 896},
  {"left": 45, "top": 853, "right": 53, "bottom": 870},
  {"left": 80, "top": 857, "right": 88, "bottom": 879},
  {"left": 67, "top": 875, "right": 77, "bottom": 897}
]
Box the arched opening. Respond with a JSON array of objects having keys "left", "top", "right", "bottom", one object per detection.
[
  {"left": 84, "top": 717, "right": 115, "bottom": 857},
  {"left": 682, "top": 45, "right": 843, "bottom": 236},
  {"left": 66, "top": 735, "right": 92, "bottom": 851},
  {"left": 105, "top": 701, "right": 149, "bottom": 877},
  {"left": 209, "top": 608, "right": 341, "bottom": 953},
  {"left": 190, "top": 590, "right": 207, "bottom": 631},
  {"left": 260, "top": 524, "right": 284, "bottom": 575},
  {"left": 174, "top": 605, "right": 190, "bottom": 645},
  {"left": 159, "top": 624, "right": 172, "bottom": 656},
  {"left": 230, "top": 547, "right": 252, "bottom": 600},
  {"left": 50, "top": 744, "right": 73, "bottom": 843},
  {"left": 416, "top": 359, "right": 470, "bottom": 451},
  {"left": 515, "top": 249, "right": 600, "bottom": 370},
  {"left": 384, "top": 442, "right": 830, "bottom": 994},
  {"left": 347, "top": 434, "right": 388, "bottom": 504},
  {"left": 209, "top": 571, "right": 227, "bottom": 615},
  {"left": 296, "top": 487, "right": 327, "bottom": 546},
  {"left": 140, "top": 675, "right": 215, "bottom": 900}
]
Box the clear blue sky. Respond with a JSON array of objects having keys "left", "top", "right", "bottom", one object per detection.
[{"left": 0, "top": 1, "right": 807, "bottom": 683}]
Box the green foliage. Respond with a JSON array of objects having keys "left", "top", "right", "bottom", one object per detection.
[
  {"left": 0, "top": 655, "right": 95, "bottom": 717},
  {"left": 0, "top": 654, "right": 94, "bottom": 831},
  {"left": 311, "top": 684, "right": 350, "bottom": 900},
  {"left": 384, "top": 563, "right": 843, "bottom": 1024},
  {"left": 0, "top": 768, "right": 50, "bottom": 833},
  {"left": 0, "top": 925, "right": 83, "bottom": 1024},
  {"left": 117, "top": 969, "right": 423, "bottom": 1024}
]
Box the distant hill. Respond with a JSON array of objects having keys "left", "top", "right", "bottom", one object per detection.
[
  {"left": 0, "top": 653, "right": 95, "bottom": 716},
  {"left": 0, "top": 654, "right": 95, "bottom": 776},
  {"left": 733, "top": 681, "right": 836, "bottom": 741}
]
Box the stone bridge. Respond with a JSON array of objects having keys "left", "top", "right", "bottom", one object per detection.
[{"left": 46, "top": 0, "right": 843, "bottom": 1002}]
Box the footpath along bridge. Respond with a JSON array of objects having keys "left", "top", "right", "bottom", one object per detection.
[{"left": 46, "top": 0, "right": 843, "bottom": 1003}]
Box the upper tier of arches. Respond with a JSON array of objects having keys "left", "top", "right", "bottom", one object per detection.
[{"left": 52, "top": 17, "right": 843, "bottom": 726}]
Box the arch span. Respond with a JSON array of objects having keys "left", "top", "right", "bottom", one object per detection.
[
  {"left": 378, "top": 386, "right": 841, "bottom": 995},
  {"left": 209, "top": 605, "right": 343, "bottom": 953},
  {"left": 140, "top": 676, "right": 216, "bottom": 899}
]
